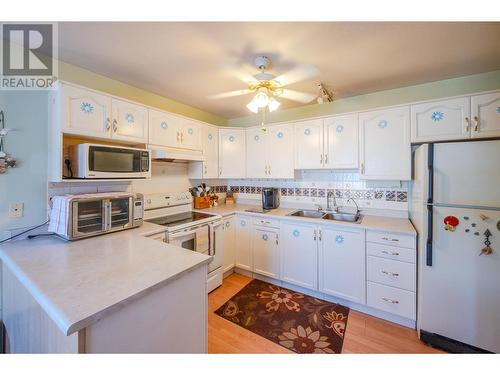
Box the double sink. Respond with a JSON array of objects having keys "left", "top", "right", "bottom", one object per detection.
[{"left": 287, "top": 209, "right": 362, "bottom": 223}]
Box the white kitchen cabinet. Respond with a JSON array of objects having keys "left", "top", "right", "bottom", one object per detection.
[
  {"left": 280, "top": 222, "right": 318, "bottom": 290},
  {"left": 294, "top": 119, "right": 324, "bottom": 169},
  {"left": 234, "top": 216, "right": 252, "bottom": 271},
  {"left": 246, "top": 127, "right": 268, "bottom": 178},
  {"left": 359, "top": 106, "right": 411, "bottom": 180},
  {"left": 61, "top": 83, "right": 112, "bottom": 138},
  {"left": 246, "top": 124, "right": 294, "bottom": 179},
  {"left": 149, "top": 109, "right": 201, "bottom": 150},
  {"left": 319, "top": 226, "right": 366, "bottom": 304},
  {"left": 222, "top": 216, "right": 235, "bottom": 274},
  {"left": 178, "top": 120, "right": 202, "bottom": 150},
  {"left": 324, "top": 114, "right": 359, "bottom": 169},
  {"left": 187, "top": 124, "right": 219, "bottom": 179},
  {"left": 219, "top": 128, "right": 246, "bottom": 178},
  {"left": 111, "top": 98, "right": 148, "bottom": 143},
  {"left": 252, "top": 226, "right": 280, "bottom": 279},
  {"left": 471, "top": 91, "right": 500, "bottom": 139},
  {"left": 410, "top": 97, "right": 470, "bottom": 143}
]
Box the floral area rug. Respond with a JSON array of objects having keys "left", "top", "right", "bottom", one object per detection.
[{"left": 214, "top": 279, "right": 350, "bottom": 354}]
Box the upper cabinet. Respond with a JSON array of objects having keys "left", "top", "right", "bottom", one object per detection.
[
  {"left": 187, "top": 124, "right": 219, "bottom": 179},
  {"left": 149, "top": 109, "right": 201, "bottom": 150},
  {"left": 61, "top": 83, "right": 148, "bottom": 143},
  {"left": 359, "top": 106, "right": 411, "bottom": 180},
  {"left": 246, "top": 124, "right": 294, "bottom": 179},
  {"left": 294, "top": 115, "right": 358, "bottom": 170},
  {"left": 411, "top": 97, "right": 470, "bottom": 143},
  {"left": 471, "top": 92, "right": 500, "bottom": 139},
  {"left": 324, "top": 114, "right": 359, "bottom": 169},
  {"left": 219, "top": 128, "right": 246, "bottom": 178}
]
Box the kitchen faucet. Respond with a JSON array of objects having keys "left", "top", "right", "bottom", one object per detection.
[
  {"left": 346, "top": 197, "right": 360, "bottom": 214},
  {"left": 327, "top": 190, "right": 338, "bottom": 212}
]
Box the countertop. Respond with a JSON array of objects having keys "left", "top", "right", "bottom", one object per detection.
[
  {"left": 0, "top": 221, "right": 211, "bottom": 336},
  {"left": 200, "top": 203, "right": 416, "bottom": 235}
]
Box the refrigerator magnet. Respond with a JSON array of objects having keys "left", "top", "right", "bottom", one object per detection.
[{"left": 444, "top": 216, "right": 459, "bottom": 231}]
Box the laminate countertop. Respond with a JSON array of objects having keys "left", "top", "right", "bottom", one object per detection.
[
  {"left": 198, "top": 203, "right": 416, "bottom": 236},
  {"left": 0, "top": 222, "right": 211, "bottom": 336}
]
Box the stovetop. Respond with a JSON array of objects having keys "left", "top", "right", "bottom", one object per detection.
[{"left": 146, "top": 211, "right": 216, "bottom": 227}]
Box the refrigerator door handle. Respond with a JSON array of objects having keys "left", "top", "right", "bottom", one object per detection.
[{"left": 426, "top": 143, "right": 434, "bottom": 267}]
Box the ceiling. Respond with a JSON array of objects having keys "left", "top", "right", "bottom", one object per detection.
[{"left": 58, "top": 22, "right": 500, "bottom": 119}]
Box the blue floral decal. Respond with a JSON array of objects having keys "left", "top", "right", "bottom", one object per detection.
[
  {"left": 292, "top": 229, "right": 300, "bottom": 237},
  {"left": 208, "top": 133, "right": 213, "bottom": 140},
  {"left": 431, "top": 111, "right": 444, "bottom": 122},
  {"left": 304, "top": 128, "right": 311, "bottom": 136},
  {"left": 80, "top": 102, "right": 94, "bottom": 114},
  {"left": 229, "top": 136, "right": 235, "bottom": 142},
  {"left": 240, "top": 220, "right": 246, "bottom": 227},
  {"left": 336, "top": 125, "right": 344, "bottom": 133},
  {"left": 125, "top": 113, "right": 135, "bottom": 123},
  {"left": 188, "top": 128, "right": 193, "bottom": 135},
  {"left": 160, "top": 121, "right": 168, "bottom": 129},
  {"left": 277, "top": 132, "right": 284, "bottom": 139},
  {"left": 378, "top": 120, "right": 388, "bottom": 129},
  {"left": 335, "top": 235, "right": 344, "bottom": 244},
  {"left": 254, "top": 134, "right": 260, "bottom": 141},
  {"left": 262, "top": 234, "right": 269, "bottom": 241}
]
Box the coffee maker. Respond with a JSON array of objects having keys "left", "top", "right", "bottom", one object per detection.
[{"left": 262, "top": 188, "right": 280, "bottom": 210}]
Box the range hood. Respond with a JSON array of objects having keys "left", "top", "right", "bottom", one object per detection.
[{"left": 148, "top": 145, "right": 205, "bottom": 162}]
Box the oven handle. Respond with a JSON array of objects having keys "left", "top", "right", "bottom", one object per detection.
[
  {"left": 169, "top": 228, "right": 199, "bottom": 239},
  {"left": 209, "top": 221, "right": 223, "bottom": 256}
]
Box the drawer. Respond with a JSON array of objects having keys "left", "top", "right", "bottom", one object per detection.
[
  {"left": 367, "top": 282, "right": 416, "bottom": 320},
  {"left": 367, "top": 231, "right": 415, "bottom": 249},
  {"left": 367, "top": 256, "right": 416, "bottom": 291},
  {"left": 367, "top": 242, "right": 416, "bottom": 263},
  {"left": 252, "top": 217, "right": 280, "bottom": 229}
]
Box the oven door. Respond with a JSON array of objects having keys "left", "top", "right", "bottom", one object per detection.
[{"left": 86, "top": 145, "right": 150, "bottom": 178}]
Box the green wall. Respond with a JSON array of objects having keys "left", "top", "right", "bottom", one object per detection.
[{"left": 228, "top": 70, "right": 500, "bottom": 127}]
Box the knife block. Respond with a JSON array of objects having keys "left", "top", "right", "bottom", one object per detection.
[{"left": 193, "top": 196, "right": 211, "bottom": 209}]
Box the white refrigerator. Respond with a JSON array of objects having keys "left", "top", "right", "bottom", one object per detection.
[{"left": 410, "top": 140, "right": 500, "bottom": 353}]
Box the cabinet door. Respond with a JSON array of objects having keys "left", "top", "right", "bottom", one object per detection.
[
  {"left": 267, "top": 124, "right": 294, "bottom": 178},
  {"left": 222, "top": 216, "right": 235, "bottom": 273},
  {"left": 294, "top": 119, "right": 324, "bottom": 169},
  {"left": 319, "top": 226, "right": 366, "bottom": 304},
  {"left": 219, "top": 129, "right": 246, "bottom": 178},
  {"left": 203, "top": 125, "right": 219, "bottom": 178},
  {"left": 235, "top": 216, "right": 252, "bottom": 271},
  {"left": 179, "top": 120, "right": 202, "bottom": 150},
  {"left": 359, "top": 106, "right": 411, "bottom": 180},
  {"left": 148, "top": 109, "right": 182, "bottom": 148},
  {"left": 61, "top": 83, "right": 112, "bottom": 138},
  {"left": 324, "top": 114, "right": 359, "bottom": 169},
  {"left": 246, "top": 127, "right": 268, "bottom": 178},
  {"left": 252, "top": 227, "right": 280, "bottom": 279},
  {"left": 280, "top": 222, "right": 318, "bottom": 290},
  {"left": 411, "top": 97, "right": 470, "bottom": 142},
  {"left": 471, "top": 92, "right": 500, "bottom": 139},
  {"left": 111, "top": 98, "right": 148, "bottom": 143}
]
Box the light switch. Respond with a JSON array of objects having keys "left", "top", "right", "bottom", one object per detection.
[{"left": 9, "top": 202, "right": 23, "bottom": 218}]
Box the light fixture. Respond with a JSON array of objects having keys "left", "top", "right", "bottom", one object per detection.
[
  {"left": 246, "top": 100, "right": 259, "bottom": 113},
  {"left": 246, "top": 87, "right": 281, "bottom": 114},
  {"left": 254, "top": 87, "right": 269, "bottom": 108},
  {"left": 267, "top": 97, "right": 280, "bottom": 112}
]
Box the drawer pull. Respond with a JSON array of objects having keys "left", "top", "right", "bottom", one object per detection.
[
  {"left": 382, "top": 270, "right": 399, "bottom": 277},
  {"left": 382, "top": 297, "right": 399, "bottom": 304},
  {"left": 381, "top": 250, "right": 400, "bottom": 256},
  {"left": 382, "top": 237, "right": 399, "bottom": 242},
  {"left": 260, "top": 220, "right": 271, "bottom": 224}
]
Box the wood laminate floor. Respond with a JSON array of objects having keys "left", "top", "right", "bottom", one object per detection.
[{"left": 208, "top": 273, "right": 443, "bottom": 354}]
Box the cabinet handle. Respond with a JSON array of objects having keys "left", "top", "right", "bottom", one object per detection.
[
  {"left": 360, "top": 163, "right": 365, "bottom": 174},
  {"left": 314, "top": 230, "right": 317, "bottom": 241},
  {"left": 382, "top": 297, "right": 399, "bottom": 304},
  {"left": 105, "top": 118, "right": 111, "bottom": 131},
  {"left": 320, "top": 154, "right": 323, "bottom": 165},
  {"left": 260, "top": 220, "right": 271, "bottom": 225},
  {"left": 264, "top": 165, "right": 268, "bottom": 175},
  {"left": 204, "top": 165, "right": 207, "bottom": 175},
  {"left": 473, "top": 116, "right": 479, "bottom": 132},
  {"left": 324, "top": 154, "right": 328, "bottom": 164},
  {"left": 381, "top": 250, "right": 400, "bottom": 256},
  {"left": 112, "top": 119, "right": 118, "bottom": 133},
  {"left": 465, "top": 117, "right": 470, "bottom": 132},
  {"left": 381, "top": 237, "right": 399, "bottom": 242},
  {"left": 181, "top": 132, "right": 184, "bottom": 142},
  {"left": 268, "top": 164, "right": 271, "bottom": 175},
  {"left": 219, "top": 168, "right": 222, "bottom": 176},
  {"left": 382, "top": 270, "right": 399, "bottom": 277},
  {"left": 176, "top": 131, "right": 180, "bottom": 142},
  {"left": 318, "top": 230, "right": 322, "bottom": 241}
]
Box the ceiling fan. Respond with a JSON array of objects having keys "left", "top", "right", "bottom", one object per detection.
[{"left": 209, "top": 56, "right": 320, "bottom": 113}]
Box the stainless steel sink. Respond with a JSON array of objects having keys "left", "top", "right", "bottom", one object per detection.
[
  {"left": 288, "top": 210, "right": 326, "bottom": 219},
  {"left": 322, "top": 212, "right": 362, "bottom": 223}
]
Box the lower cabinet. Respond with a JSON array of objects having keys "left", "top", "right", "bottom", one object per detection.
[
  {"left": 319, "top": 226, "right": 366, "bottom": 304},
  {"left": 234, "top": 216, "right": 252, "bottom": 271},
  {"left": 222, "top": 215, "right": 235, "bottom": 273},
  {"left": 280, "top": 222, "right": 318, "bottom": 290},
  {"left": 252, "top": 226, "right": 280, "bottom": 279}
]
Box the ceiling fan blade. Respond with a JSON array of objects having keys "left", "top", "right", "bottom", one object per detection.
[
  {"left": 208, "top": 89, "right": 253, "bottom": 100},
  {"left": 278, "top": 89, "right": 317, "bottom": 104},
  {"left": 274, "top": 65, "right": 320, "bottom": 86}
]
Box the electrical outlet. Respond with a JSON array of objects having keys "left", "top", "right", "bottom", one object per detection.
[{"left": 9, "top": 202, "right": 24, "bottom": 218}]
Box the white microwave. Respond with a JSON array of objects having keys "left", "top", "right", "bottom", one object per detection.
[{"left": 68, "top": 143, "right": 151, "bottom": 179}]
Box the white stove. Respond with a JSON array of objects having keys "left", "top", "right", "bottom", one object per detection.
[{"left": 143, "top": 192, "right": 223, "bottom": 292}]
